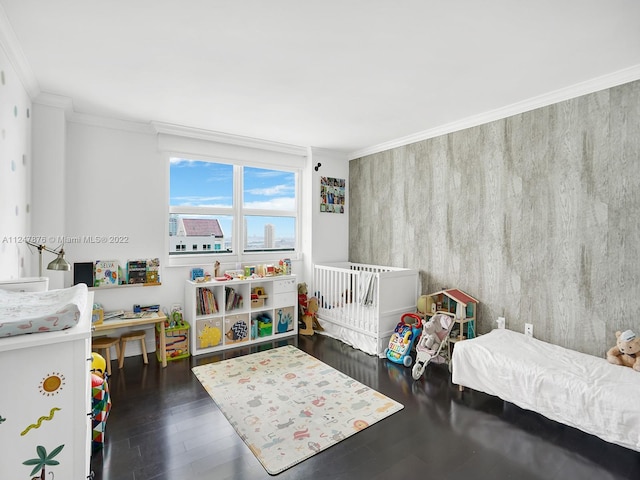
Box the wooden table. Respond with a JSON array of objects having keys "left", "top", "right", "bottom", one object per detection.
[{"left": 93, "top": 312, "right": 168, "bottom": 367}]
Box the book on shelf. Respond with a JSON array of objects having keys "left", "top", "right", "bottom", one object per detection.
[
  {"left": 127, "top": 260, "right": 147, "bottom": 284},
  {"left": 94, "top": 260, "right": 119, "bottom": 287},
  {"left": 121, "top": 311, "right": 159, "bottom": 319},
  {"left": 197, "top": 287, "right": 218, "bottom": 315},
  {"left": 146, "top": 257, "right": 160, "bottom": 284},
  {"left": 225, "top": 286, "right": 243, "bottom": 311}
]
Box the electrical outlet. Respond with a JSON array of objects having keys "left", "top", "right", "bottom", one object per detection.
[
  {"left": 525, "top": 323, "right": 533, "bottom": 337},
  {"left": 497, "top": 316, "right": 505, "bottom": 329}
]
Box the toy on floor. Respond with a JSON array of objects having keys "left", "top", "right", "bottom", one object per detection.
[
  {"left": 385, "top": 313, "right": 422, "bottom": 367},
  {"left": 606, "top": 329, "right": 640, "bottom": 371},
  {"left": 299, "top": 296, "right": 319, "bottom": 336},
  {"left": 298, "top": 282, "right": 309, "bottom": 319},
  {"left": 412, "top": 312, "right": 455, "bottom": 380},
  {"left": 298, "top": 282, "right": 324, "bottom": 335},
  {"left": 91, "top": 352, "right": 107, "bottom": 378}
]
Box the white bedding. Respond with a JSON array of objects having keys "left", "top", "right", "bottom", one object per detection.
[
  {"left": 0, "top": 284, "right": 88, "bottom": 337},
  {"left": 451, "top": 328, "right": 640, "bottom": 452}
]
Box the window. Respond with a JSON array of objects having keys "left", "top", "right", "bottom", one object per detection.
[{"left": 169, "top": 158, "right": 298, "bottom": 261}]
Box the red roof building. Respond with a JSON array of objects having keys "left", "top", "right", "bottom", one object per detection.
[{"left": 177, "top": 218, "right": 224, "bottom": 237}]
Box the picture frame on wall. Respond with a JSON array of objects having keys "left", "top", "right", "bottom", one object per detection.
[{"left": 320, "top": 176, "right": 345, "bottom": 214}]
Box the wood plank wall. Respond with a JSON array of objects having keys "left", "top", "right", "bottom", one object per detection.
[{"left": 349, "top": 80, "right": 640, "bottom": 357}]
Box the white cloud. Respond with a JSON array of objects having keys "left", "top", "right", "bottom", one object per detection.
[
  {"left": 245, "top": 184, "right": 294, "bottom": 196},
  {"left": 244, "top": 197, "right": 296, "bottom": 210}
]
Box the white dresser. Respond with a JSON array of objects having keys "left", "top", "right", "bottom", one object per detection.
[{"left": 0, "top": 280, "right": 93, "bottom": 479}]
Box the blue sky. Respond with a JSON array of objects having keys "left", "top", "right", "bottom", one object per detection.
[{"left": 170, "top": 159, "right": 295, "bottom": 238}]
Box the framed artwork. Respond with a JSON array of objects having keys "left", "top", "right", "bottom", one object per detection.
[{"left": 320, "top": 177, "right": 345, "bottom": 214}]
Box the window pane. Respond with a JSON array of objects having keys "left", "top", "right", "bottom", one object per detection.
[
  {"left": 169, "top": 214, "right": 233, "bottom": 254},
  {"left": 244, "top": 216, "right": 295, "bottom": 251},
  {"left": 170, "top": 158, "right": 233, "bottom": 208},
  {"left": 243, "top": 166, "right": 295, "bottom": 211}
]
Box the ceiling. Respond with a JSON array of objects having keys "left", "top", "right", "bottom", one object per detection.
[{"left": 2, "top": 1, "right": 640, "bottom": 156}]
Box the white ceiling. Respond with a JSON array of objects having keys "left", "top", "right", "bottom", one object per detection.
[{"left": 2, "top": 0, "right": 640, "bottom": 156}]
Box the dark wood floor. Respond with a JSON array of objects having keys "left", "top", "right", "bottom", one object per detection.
[{"left": 91, "top": 334, "right": 640, "bottom": 480}]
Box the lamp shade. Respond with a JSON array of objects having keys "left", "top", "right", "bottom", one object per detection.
[{"left": 47, "top": 250, "right": 71, "bottom": 271}]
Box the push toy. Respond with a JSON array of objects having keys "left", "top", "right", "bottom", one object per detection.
[{"left": 384, "top": 313, "right": 422, "bottom": 367}]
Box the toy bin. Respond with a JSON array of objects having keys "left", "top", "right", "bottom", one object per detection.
[
  {"left": 252, "top": 312, "right": 273, "bottom": 337},
  {"left": 224, "top": 314, "right": 251, "bottom": 345},
  {"left": 156, "top": 322, "right": 190, "bottom": 361}
]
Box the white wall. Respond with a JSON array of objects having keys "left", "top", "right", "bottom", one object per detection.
[
  {"left": 0, "top": 47, "right": 32, "bottom": 279},
  {"left": 307, "top": 147, "right": 349, "bottom": 283},
  {"left": 30, "top": 101, "right": 67, "bottom": 288},
  {"left": 26, "top": 105, "right": 351, "bottom": 355}
]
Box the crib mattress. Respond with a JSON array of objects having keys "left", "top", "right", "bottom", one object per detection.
[
  {"left": 0, "top": 284, "right": 88, "bottom": 337},
  {"left": 452, "top": 328, "right": 640, "bottom": 452}
]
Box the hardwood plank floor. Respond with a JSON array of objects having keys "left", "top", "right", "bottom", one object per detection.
[{"left": 91, "top": 334, "right": 640, "bottom": 480}]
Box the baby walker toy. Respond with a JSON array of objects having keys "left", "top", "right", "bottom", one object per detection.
[
  {"left": 385, "top": 313, "right": 422, "bottom": 367},
  {"left": 412, "top": 312, "right": 456, "bottom": 380}
]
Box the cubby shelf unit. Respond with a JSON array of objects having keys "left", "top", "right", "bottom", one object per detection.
[{"left": 185, "top": 275, "right": 298, "bottom": 356}]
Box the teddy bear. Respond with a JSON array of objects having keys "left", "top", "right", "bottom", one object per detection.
[
  {"left": 298, "top": 282, "right": 309, "bottom": 320},
  {"left": 417, "top": 316, "right": 443, "bottom": 351},
  {"left": 606, "top": 329, "right": 640, "bottom": 371}
]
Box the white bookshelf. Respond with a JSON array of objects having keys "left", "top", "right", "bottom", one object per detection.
[{"left": 185, "top": 275, "right": 297, "bottom": 356}]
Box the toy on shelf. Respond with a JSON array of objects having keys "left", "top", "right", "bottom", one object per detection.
[
  {"left": 251, "top": 286, "right": 268, "bottom": 308},
  {"left": 253, "top": 312, "right": 273, "bottom": 338},
  {"left": 384, "top": 313, "right": 422, "bottom": 367}
]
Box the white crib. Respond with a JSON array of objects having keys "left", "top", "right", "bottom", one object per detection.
[{"left": 313, "top": 262, "right": 419, "bottom": 356}]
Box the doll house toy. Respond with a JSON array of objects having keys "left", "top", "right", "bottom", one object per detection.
[{"left": 384, "top": 313, "right": 422, "bottom": 367}]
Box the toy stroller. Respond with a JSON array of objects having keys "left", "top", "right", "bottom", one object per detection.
[
  {"left": 412, "top": 311, "right": 456, "bottom": 380},
  {"left": 385, "top": 313, "right": 422, "bottom": 367}
]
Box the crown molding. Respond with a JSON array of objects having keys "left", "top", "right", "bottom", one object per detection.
[
  {"left": 152, "top": 121, "right": 307, "bottom": 157},
  {"left": 33, "top": 92, "right": 154, "bottom": 134},
  {"left": 308, "top": 146, "right": 349, "bottom": 160},
  {"left": 69, "top": 111, "right": 155, "bottom": 134},
  {"left": 348, "top": 64, "right": 640, "bottom": 160},
  {"left": 0, "top": 3, "right": 39, "bottom": 98},
  {"left": 33, "top": 92, "right": 74, "bottom": 113}
]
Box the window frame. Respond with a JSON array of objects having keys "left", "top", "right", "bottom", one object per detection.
[{"left": 167, "top": 155, "right": 301, "bottom": 267}]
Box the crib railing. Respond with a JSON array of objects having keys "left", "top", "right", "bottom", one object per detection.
[
  {"left": 313, "top": 262, "right": 420, "bottom": 355},
  {"left": 313, "top": 263, "right": 399, "bottom": 335}
]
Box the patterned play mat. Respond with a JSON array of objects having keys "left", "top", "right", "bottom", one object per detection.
[{"left": 192, "top": 345, "right": 403, "bottom": 474}]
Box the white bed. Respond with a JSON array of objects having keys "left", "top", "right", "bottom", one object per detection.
[
  {"left": 0, "top": 283, "right": 88, "bottom": 337},
  {"left": 313, "top": 262, "right": 419, "bottom": 356},
  {"left": 451, "top": 328, "right": 640, "bottom": 452}
]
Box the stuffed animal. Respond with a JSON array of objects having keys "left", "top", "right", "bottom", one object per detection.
[
  {"left": 300, "top": 296, "right": 319, "bottom": 336},
  {"left": 417, "top": 316, "right": 443, "bottom": 351},
  {"left": 298, "top": 282, "right": 309, "bottom": 320},
  {"left": 606, "top": 330, "right": 640, "bottom": 371}
]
